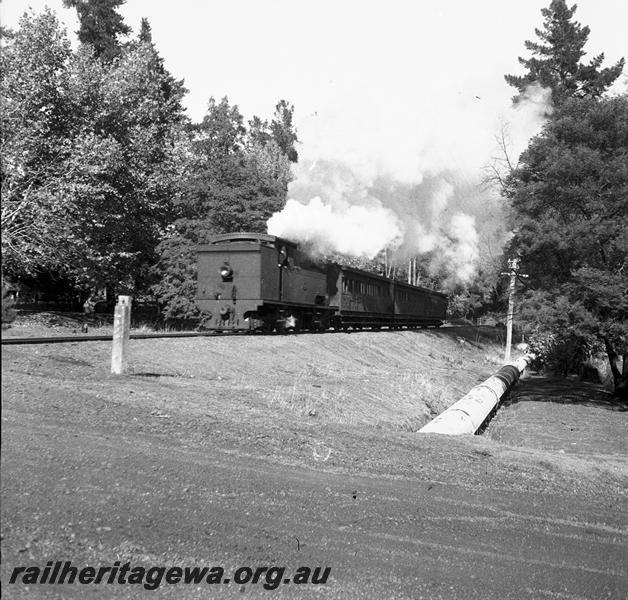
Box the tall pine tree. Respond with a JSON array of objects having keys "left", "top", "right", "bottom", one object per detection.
[
  {"left": 62, "top": 0, "right": 131, "bottom": 61},
  {"left": 505, "top": 0, "right": 624, "bottom": 106}
]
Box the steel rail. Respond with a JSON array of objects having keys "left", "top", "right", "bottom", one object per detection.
[
  {"left": 1, "top": 331, "right": 229, "bottom": 345},
  {"left": 1, "top": 324, "right": 466, "bottom": 345}
]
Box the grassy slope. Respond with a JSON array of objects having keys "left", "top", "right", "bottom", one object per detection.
[{"left": 1, "top": 324, "right": 506, "bottom": 431}]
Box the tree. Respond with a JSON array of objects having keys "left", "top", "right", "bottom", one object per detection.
[
  {"left": 1, "top": 9, "right": 189, "bottom": 301},
  {"left": 62, "top": 0, "right": 131, "bottom": 61},
  {"left": 247, "top": 115, "right": 272, "bottom": 147},
  {"left": 62, "top": 36, "right": 189, "bottom": 295},
  {"left": 506, "top": 95, "right": 628, "bottom": 396},
  {"left": 1, "top": 10, "right": 77, "bottom": 274},
  {"left": 270, "top": 99, "right": 299, "bottom": 162},
  {"left": 505, "top": 0, "right": 625, "bottom": 107},
  {"left": 152, "top": 97, "right": 294, "bottom": 320},
  {"left": 150, "top": 220, "right": 207, "bottom": 322},
  {"left": 138, "top": 18, "right": 152, "bottom": 43},
  {"left": 176, "top": 96, "right": 291, "bottom": 234}
]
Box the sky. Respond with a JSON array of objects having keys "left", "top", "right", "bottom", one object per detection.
[
  {"left": 2, "top": 1, "right": 625, "bottom": 128},
  {"left": 1, "top": 0, "right": 626, "bottom": 278}
]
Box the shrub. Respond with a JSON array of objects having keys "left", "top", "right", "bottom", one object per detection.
[
  {"left": 1, "top": 283, "right": 18, "bottom": 325},
  {"left": 527, "top": 330, "right": 588, "bottom": 376}
]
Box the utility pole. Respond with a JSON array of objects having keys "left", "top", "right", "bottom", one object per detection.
[{"left": 501, "top": 258, "right": 528, "bottom": 363}]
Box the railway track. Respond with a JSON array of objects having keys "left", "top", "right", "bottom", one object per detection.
[
  {"left": 1, "top": 324, "right": 455, "bottom": 345},
  {"left": 0, "top": 331, "right": 233, "bottom": 345}
]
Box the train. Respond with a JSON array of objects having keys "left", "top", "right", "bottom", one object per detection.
[{"left": 196, "top": 232, "right": 447, "bottom": 332}]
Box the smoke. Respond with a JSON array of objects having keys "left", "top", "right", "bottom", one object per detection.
[
  {"left": 506, "top": 82, "right": 554, "bottom": 161},
  {"left": 267, "top": 197, "right": 403, "bottom": 258},
  {"left": 267, "top": 82, "right": 552, "bottom": 288},
  {"left": 267, "top": 160, "right": 404, "bottom": 257}
]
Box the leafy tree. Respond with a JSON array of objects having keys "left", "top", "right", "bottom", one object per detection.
[
  {"left": 150, "top": 220, "right": 209, "bottom": 322},
  {"left": 247, "top": 115, "right": 272, "bottom": 147},
  {"left": 152, "top": 97, "right": 294, "bottom": 320},
  {"left": 446, "top": 263, "right": 509, "bottom": 322},
  {"left": 62, "top": 37, "right": 189, "bottom": 295},
  {"left": 505, "top": 0, "right": 625, "bottom": 107},
  {"left": 506, "top": 95, "right": 628, "bottom": 397},
  {"left": 1, "top": 10, "right": 77, "bottom": 274},
  {"left": 62, "top": 0, "right": 131, "bottom": 61},
  {"left": 270, "top": 99, "right": 299, "bottom": 162},
  {"left": 1, "top": 9, "right": 189, "bottom": 301},
  {"left": 138, "top": 18, "right": 152, "bottom": 43},
  {"left": 177, "top": 96, "right": 291, "bottom": 233}
]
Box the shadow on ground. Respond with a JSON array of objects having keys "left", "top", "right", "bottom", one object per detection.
[
  {"left": 503, "top": 374, "right": 628, "bottom": 412},
  {"left": 486, "top": 373, "right": 628, "bottom": 456}
]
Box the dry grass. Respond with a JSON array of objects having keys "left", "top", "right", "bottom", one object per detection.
[
  {"left": 261, "top": 366, "right": 450, "bottom": 430},
  {"left": 2, "top": 309, "right": 171, "bottom": 337},
  {"left": 2, "top": 310, "right": 113, "bottom": 337},
  {"left": 3, "top": 325, "right": 506, "bottom": 432}
]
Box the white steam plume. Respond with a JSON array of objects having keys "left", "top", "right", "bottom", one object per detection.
[
  {"left": 267, "top": 197, "right": 402, "bottom": 258},
  {"left": 267, "top": 83, "right": 552, "bottom": 287}
]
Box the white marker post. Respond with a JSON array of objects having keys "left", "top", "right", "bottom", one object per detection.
[{"left": 111, "top": 295, "right": 132, "bottom": 375}]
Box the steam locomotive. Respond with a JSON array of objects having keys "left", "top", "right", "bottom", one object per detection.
[{"left": 196, "top": 232, "right": 447, "bottom": 332}]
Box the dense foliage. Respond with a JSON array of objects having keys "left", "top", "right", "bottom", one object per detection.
[
  {"left": 506, "top": 95, "right": 628, "bottom": 395},
  {"left": 1, "top": 8, "right": 296, "bottom": 315},
  {"left": 1, "top": 9, "right": 187, "bottom": 300},
  {"left": 1, "top": 11, "right": 78, "bottom": 272},
  {"left": 502, "top": 0, "right": 627, "bottom": 396}
]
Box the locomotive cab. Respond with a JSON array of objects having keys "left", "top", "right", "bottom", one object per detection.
[{"left": 196, "top": 233, "right": 336, "bottom": 331}]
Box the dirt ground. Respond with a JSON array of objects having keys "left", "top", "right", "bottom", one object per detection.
[{"left": 2, "top": 325, "right": 627, "bottom": 599}]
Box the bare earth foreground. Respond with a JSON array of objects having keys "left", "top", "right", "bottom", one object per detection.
[{"left": 1, "top": 328, "right": 627, "bottom": 599}]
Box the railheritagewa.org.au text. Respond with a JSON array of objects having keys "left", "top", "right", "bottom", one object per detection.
[{"left": 9, "top": 561, "right": 331, "bottom": 591}]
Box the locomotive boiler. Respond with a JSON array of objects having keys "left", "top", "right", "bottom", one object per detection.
[{"left": 196, "top": 232, "right": 447, "bottom": 331}]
